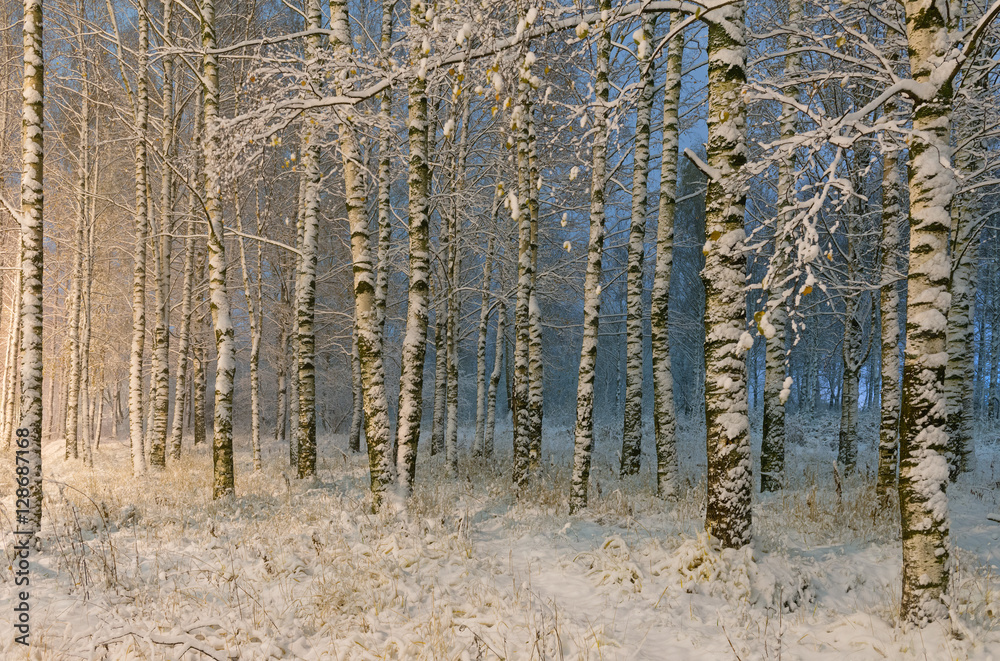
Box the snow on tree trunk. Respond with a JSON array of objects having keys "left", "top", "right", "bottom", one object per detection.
[
  {"left": 274, "top": 324, "right": 288, "bottom": 446},
  {"left": 485, "top": 299, "right": 505, "bottom": 459},
  {"left": 945, "top": 58, "right": 985, "bottom": 480},
  {"left": 761, "top": 0, "right": 801, "bottom": 493},
  {"left": 569, "top": 0, "right": 611, "bottom": 514},
  {"left": 150, "top": 0, "right": 175, "bottom": 469},
  {"left": 512, "top": 59, "right": 534, "bottom": 487},
  {"left": 702, "top": 1, "right": 751, "bottom": 549},
  {"left": 128, "top": 0, "right": 150, "bottom": 477},
  {"left": 20, "top": 0, "right": 44, "bottom": 532},
  {"left": 650, "top": 21, "right": 683, "bottom": 500},
  {"left": 474, "top": 232, "right": 496, "bottom": 456},
  {"left": 898, "top": 0, "right": 957, "bottom": 624},
  {"left": 621, "top": 15, "right": 654, "bottom": 478},
  {"left": 878, "top": 126, "right": 903, "bottom": 499},
  {"left": 332, "top": 0, "right": 394, "bottom": 507},
  {"left": 65, "top": 83, "right": 86, "bottom": 461},
  {"left": 202, "top": 0, "right": 236, "bottom": 498},
  {"left": 375, "top": 0, "right": 394, "bottom": 345},
  {"left": 396, "top": 0, "right": 432, "bottom": 496}
]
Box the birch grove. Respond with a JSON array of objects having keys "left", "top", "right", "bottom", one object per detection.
[{"left": 6, "top": 0, "right": 1000, "bottom": 635}]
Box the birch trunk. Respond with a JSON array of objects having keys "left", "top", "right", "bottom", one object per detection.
[
  {"left": 349, "top": 328, "right": 363, "bottom": 452},
  {"left": 485, "top": 299, "right": 505, "bottom": 458},
  {"left": 761, "top": 0, "right": 801, "bottom": 493},
  {"left": 236, "top": 197, "right": 262, "bottom": 471},
  {"left": 621, "top": 15, "right": 654, "bottom": 477},
  {"left": 474, "top": 233, "right": 496, "bottom": 456},
  {"left": 431, "top": 285, "right": 447, "bottom": 455},
  {"left": 877, "top": 130, "right": 903, "bottom": 498},
  {"left": 396, "top": 0, "right": 432, "bottom": 496},
  {"left": 526, "top": 102, "right": 543, "bottom": 473},
  {"left": 128, "top": 0, "right": 150, "bottom": 476},
  {"left": 650, "top": 21, "right": 683, "bottom": 499},
  {"left": 202, "top": 0, "right": 236, "bottom": 498},
  {"left": 332, "top": 0, "right": 393, "bottom": 507},
  {"left": 569, "top": 0, "right": 611, "bottom": 514},
  {"left": 20, "top": 0, "right": 44, "bottom": 532},
  {"left": 274, "top": 324, "right": 288, "bottom": 446},
  {"left": 65, "top": 99, "right": 85, "bottom": 461},
  {"left": 702, "top": 1, "right": 751, "bottom": 548},
  {"left": 168, "top": 94, "right": 202, "bottom": 461},
  {"left": 898, "top": 0, "right": 957, "bottom": 623},
  {"left": 149, "top": 0, "right": 174, "bottom": 469}
]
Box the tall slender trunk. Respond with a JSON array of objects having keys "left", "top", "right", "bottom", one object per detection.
[
  {"left": 761, "top": 0, "right": 801, "bottom": 493},
  {"left": 128, "top": 0, "right": 149, "bottom": 476},
  {"left": 65, "top": 91, "right": 85, "bottom": 461},
  {"left": 474, "top": 232, "right": 496, "bottom": 456},
  {"left": 898, "top": 0, "right": 956, "bottom": 624},
  {"left": 621, "top": 15, "right": 655, "bottom": 477},
  {"left": 295, "top": 0, "right": 323, "bottom": 480},
  {"left": 569, "top": 0, "right": 611, "bottom": 514},
  {"left": 431, "top": 284, "right": 447, "bottom": 455},
  {"left": 485, "top": 299, "right": 505, "bottom": 458},
  {"left": 877, "top": 124, "right": 903, "bottom": 498},
  {"left": 332, "top": 0, "right": 393, "bottom": 506},
  {"left": 702, "top": 0, "right": 751, "bottom": 549},
  {"left": 349, "top": 328, "right": 363, "bottom": 452},
  {"left": 169, "top": 94, "right": 202, "bottom": 461},
  {"left": 526, "top": 101, "right": 543, "bottom": 473},
  {"left": 236, "top": 193, "right": 262, "bottom": 471},
  {"left": 651, "top": 20, "right": 683, "bottom": 499},
  {"left": 20, "top": 0, "right": 44, "bottom": 532},
  {"left": 274, "top": 324, "right": 288, "bottom": 445},
  {"left": 395, "top": 0, "right": 432, "bottom": 496},
  {"left": 202, "top": 0, "right": 236, "bottom": 498}
]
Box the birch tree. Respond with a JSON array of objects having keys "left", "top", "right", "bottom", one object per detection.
[
  {"left": 621, "top": 15, "right": 655, "bottom": 478},
  {"left": 650, "top": 19, "right": 683, "bottom": 500},
  {"left": 20, "top": 0, "right": 44, "bottom": 532},
  {"left": 569, "top": 0, "right": 611, "bottom": 514}
]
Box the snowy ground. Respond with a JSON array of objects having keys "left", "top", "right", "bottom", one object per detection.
[{"left": 2, "top": 415, "right": 1000, "bottom": 660}]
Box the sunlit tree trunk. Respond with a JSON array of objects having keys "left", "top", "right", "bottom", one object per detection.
[
  {"left": 332, "top": 0, "right": 393, "bottom": 506},
  {"left": 202, "top": 0, "right": 236, "bottom": 498},
  {"left": 569, "top": 0, "right": 611, "bottom": 514},
  {"left": 526, "top": 101, "right": 543, "bottom": 473},
  {"left": 20, "top": 0, "right": 44, "bottom": 532},
  {"left": 702, "top": 1, "right": 751, "bottom": 549},
  {"left": 169, "top": 93, "right": 202, "bottom": 461},
  {"left": 236, "top": 193, "right": 263, "bottom": 472},
  {"left": 150, "top": 0, "right": 175, "bottom": 469},
  {"left": 128, "top": 0, "right": 150, "bottom": 476}
]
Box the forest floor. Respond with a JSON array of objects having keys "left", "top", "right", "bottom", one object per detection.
[{"left": 2, "top": 413, "right": 1000, "bottom": 660}]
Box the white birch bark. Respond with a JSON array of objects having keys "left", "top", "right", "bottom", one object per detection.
[
  {"left": 396, "top": 0, "right": 432, "bottom": 496},
  {"left": 484, "top": 299, "right": 505, "bottom": 459},
  {"left": 569, "top": 0, "right": 611, "bottom": 513},
  {"left": 202, "top": 0, "right": 236, "bottom": 498},
  {"left": 474, "top": 231, "right": 496, "bottom": 456},
  {"left": 761, "top": 0, "right": 801, "bottom": 493},
  {"left": 20, "top": 0, "right": 44, "bottom": 532},
  {"left": 526, "top": 102, "right": 543, "bottom": 473},
  {"left": 236, "top": 195, "right": 263, "bottom": 472},
  {"left": 651, "top": 21, "right": 683, "bottom": 499},
  {"left": 877, "top": 123, "right": 903, "bottom": 498},
  {"left": 168, "top": 93, "right": 202, "bottom": 461},
  {"left": 898, "top": 0, "right": 957, "bottom": 624},
  {"left": 128, "top": 0, "right": 150, "bottom": 476},
  {"left": 702, "top": 0, "right": 751, "bottom": 548},
  {"left": 621, "top": 15, "right": 655, "bottom": 478},
  {"left": 150, "top": 0, "right": 175, "bottom": 469},
  {"left": 332, "top": 0, "right": 393, "bottom": 507}
]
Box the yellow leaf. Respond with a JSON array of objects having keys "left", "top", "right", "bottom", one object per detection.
[
  {"left": 754, "top": 310, "right": 765, "bottom": 323},
  {"left": 802, "top": 286, "right": 813, "bottom": 295},
  {"left": 710, "top": 230, "right": 721, "bottom": 241}
]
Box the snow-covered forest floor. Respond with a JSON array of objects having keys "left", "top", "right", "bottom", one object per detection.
[{"left": 3, "top": 415, "right": 1000, "bottom": 660}]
